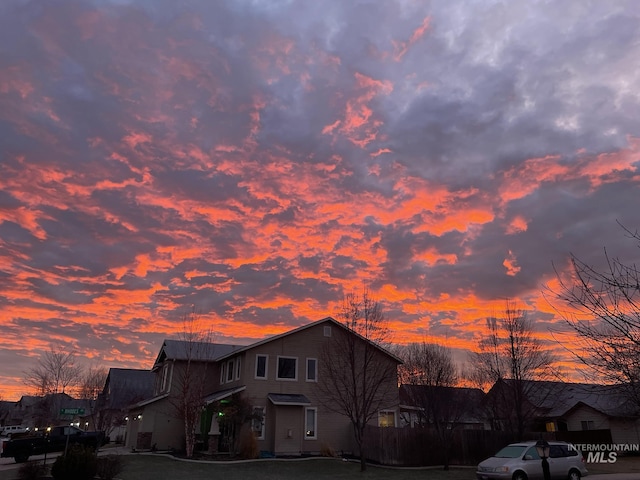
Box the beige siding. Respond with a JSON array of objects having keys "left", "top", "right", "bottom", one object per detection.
[
  {"left": 609, "top": 418, "right": 640, "bottom": 445},
  {"left": 125, "top": 398, "right": 183, "bottom": 451},
  {"left": 146, "top": 401, "right": 183, "bottom": 450},
  {"left": 565, "top": 404, "right": 611, "bottom": 431},
  {"left": 210, "top": 320, "right": 400, "bottom": 456},
  {"left": 128, "top": 358, "right": 219, "bottom": 452}
]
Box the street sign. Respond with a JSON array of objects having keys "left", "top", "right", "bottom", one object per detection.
[{"left": 60, "top": 408, "right": 85, "bottom": 415}]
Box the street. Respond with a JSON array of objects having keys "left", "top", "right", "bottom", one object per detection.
[{"left": 0, "top": 444, "right": 130, "bottom": 474}]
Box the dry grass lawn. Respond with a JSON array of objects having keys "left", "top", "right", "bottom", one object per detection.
[{"left": 118, "top": 454, "right": 475, "bottom": 480}]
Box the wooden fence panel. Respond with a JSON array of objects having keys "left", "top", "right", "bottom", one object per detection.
[{"left": 362, "top": 427, "right": 582, "bottom": 467}]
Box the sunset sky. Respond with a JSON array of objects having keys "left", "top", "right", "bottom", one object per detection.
[{"left": 1, "top": 0, "right": 640, "bottom": 401}]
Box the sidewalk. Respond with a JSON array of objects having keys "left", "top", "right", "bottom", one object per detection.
[{"left": 589, "top": 475, "right": 640, "bottom": 480}]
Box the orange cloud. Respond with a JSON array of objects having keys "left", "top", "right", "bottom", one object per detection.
[
  {"left": 393, "top": 16, "right": 431, "bottom": 61},
  {"left": 503, "top": 250, "right": 521, "bottom": 276},
  {"left": 323, "top": 72, "right": 393, "bottom": 148}
]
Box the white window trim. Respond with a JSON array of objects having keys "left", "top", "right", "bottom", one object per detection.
[
  {"left": 304, "top": 407, "right": 317, "bottom": 439},
  {"left": 255, "top": 354, "right": 268, "bottom": 380},
  {"left": 378, "top": 409, "right": 397, "bottom": 427},
  {"left": 276, "top": 355, "right": 298, "bottom": 381},
  {"left": 235, "top": 357, "right": 241, "bottom": 381},
  {"left": 160, "top": 362, "right": 173, "bottom": 393},
  {"left": 252, "top": 406, "right": 265, "bottom": 440},
  {"left": 220, "top": 362, "right": 225, "bottom": 385},
  {"left": 306, "top": 358, "right": 317, "bottom": 382}
]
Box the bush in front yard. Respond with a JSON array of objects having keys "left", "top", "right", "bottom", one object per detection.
[
  {"left": 237, "top": 425, "right": 259, "bottom": 459},
  {"left": 51, "top": 445, "right": 97, "bottom": 480},
  {"left": 96, "top": 454, "right": 124, "bottom": 480},
  {"left": 17, "top": 461, "right": 49, "bottom": 480}
]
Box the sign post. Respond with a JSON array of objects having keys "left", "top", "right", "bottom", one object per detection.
[{"left": 60, "top": 408, "right": 86, "bottom": 456}]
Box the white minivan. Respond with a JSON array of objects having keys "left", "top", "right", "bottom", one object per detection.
[{"left": 477, "top": 441, "right": 588, "bottom": 480}]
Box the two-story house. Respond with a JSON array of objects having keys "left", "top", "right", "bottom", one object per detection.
[{"left": 126, "top": 317, "right": 401, "bottom": 456}]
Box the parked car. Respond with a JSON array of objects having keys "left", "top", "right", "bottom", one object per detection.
[
  {"left": 476, "top": 441, "right": 588, "bottom": 480},
  {"left": 1, "top": 425, "right": 105, "bottom": 463},
  {"left": 0, "top": 426, "right": 29, "bottom": 437}
]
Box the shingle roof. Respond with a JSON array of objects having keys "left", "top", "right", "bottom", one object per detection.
[
  {"left": 498, "top": 379, "right": 640, "bottom": 418},
  {"left": 268, "top": 393, "right": 312, "bottom": 406},
  {"left": 103, "top": 368, "right": 155, "bottom": 409},
  {"left": 399, "top": 385, "right": 486, "bottom": 423},
  {"left": 153, "top": 340, "right": 243, "bottom": 367}
]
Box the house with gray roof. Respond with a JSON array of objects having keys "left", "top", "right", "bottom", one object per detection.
[
  {"left": 487, "top": 379, "right": 640, "bottom": 444},
  {"left": 97, "top": 368, "right": 154, "bottom": 442},
  {"left": 399, "top": 384, "right": 488, "bottom": 430},
  {"left": 125, "top": 317, "right": 401, "bottom": 457}
]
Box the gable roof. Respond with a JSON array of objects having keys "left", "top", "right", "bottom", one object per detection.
[
  {"left": 103, "top": 368, "right": 155, "bottom": 409},
  {"left": 215, "top": 316, "right": 403, "bottom": 363},
  {"left": 399, "top": 385, "right": 486, "bottom": 424},
  {"left": 399, "top": 384, "right": 485, "bottom": 405}
]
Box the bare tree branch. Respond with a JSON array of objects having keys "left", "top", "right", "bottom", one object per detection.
[
  {"left": 23, "top": 348, "right": 83, "bottom": 396},
  {"left": 318, "top": 287, "right": 398, "bottom": 472},
  {"left": 471, "top": 299, "right": 556, "bottom": 438},
  {"left": 398, "top": 342, "right": 464, "bottom": 469},
  {"left": 548, "top": 225, "right": 640, "bottom": 407},
  {"left": 169, "top": 307, "right": 216, "bottom": 458}
]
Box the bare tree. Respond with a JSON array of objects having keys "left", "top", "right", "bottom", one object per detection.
[
  {"left": 550, "top": 225, "right": 640, "bottom": 407},
  {"left": 78, "top": 366, "right": 109, "bottom": 432},
  {"left": 78, "top": 366, "right": 108, "bottom": 401},
  {"left": 169, "top": 308, "right": 215, "bottom": 458},
  {"left": 398, "top": 342, "right": 463, "bottom": 469},
  {"left": 23, "top": 348, "right": 83, "bottom": 396},
  {"left": 399, "top": 342, "right": 458, "bottom": 386},
  {"left": 472, "top": 300, "right": 556, "bottom": 438},
  {"left": 318, "top": 288, "right": 399, "bottom": 472}
]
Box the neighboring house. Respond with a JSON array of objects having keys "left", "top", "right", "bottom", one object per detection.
[
  {"left": 4, "top": 393, "right": 92, "bottom": 429},
  {"left": 11, "top": 396, "right": 40, "bottom": 427},
  {"left": 96, "top": 368, "right": 154, "bottom": 442},
  {"left": 398, "top": 384, "right": 488, "bottom": 430},
  {"left": 126, "top": 317, "right": 401, "bottom": 456},
  {"left": 532, "top": 381, "right": 640, "bottom": 444},
  {"left": 0, "top": 400, "right": 17, "bottom": 427},
  {"left": 487, "top": 379, "right": 640, "bottom": 444}
]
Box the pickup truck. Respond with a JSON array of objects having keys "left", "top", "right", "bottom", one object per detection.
[{"left": 1, "top": 425, "right": 104, "bottom": 463}]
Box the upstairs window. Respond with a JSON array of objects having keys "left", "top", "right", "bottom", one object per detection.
[
  {"left": 255, "top": 354, "right": 268, "bottom": 379},
  {"left": 306, "top": 358, "right": 317, "bottom": 382},
  {"left": 160, "top": 363, "right": 171, "bottom": 393},
  {"left": 235, "top": 357, "right": 242, "bottom": 380},
  {"left": 276, "top": 356, "right": 297, "bottom": 380},
  {"left": 227, "top": 359, "right": 235, "bottom": 382}
]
